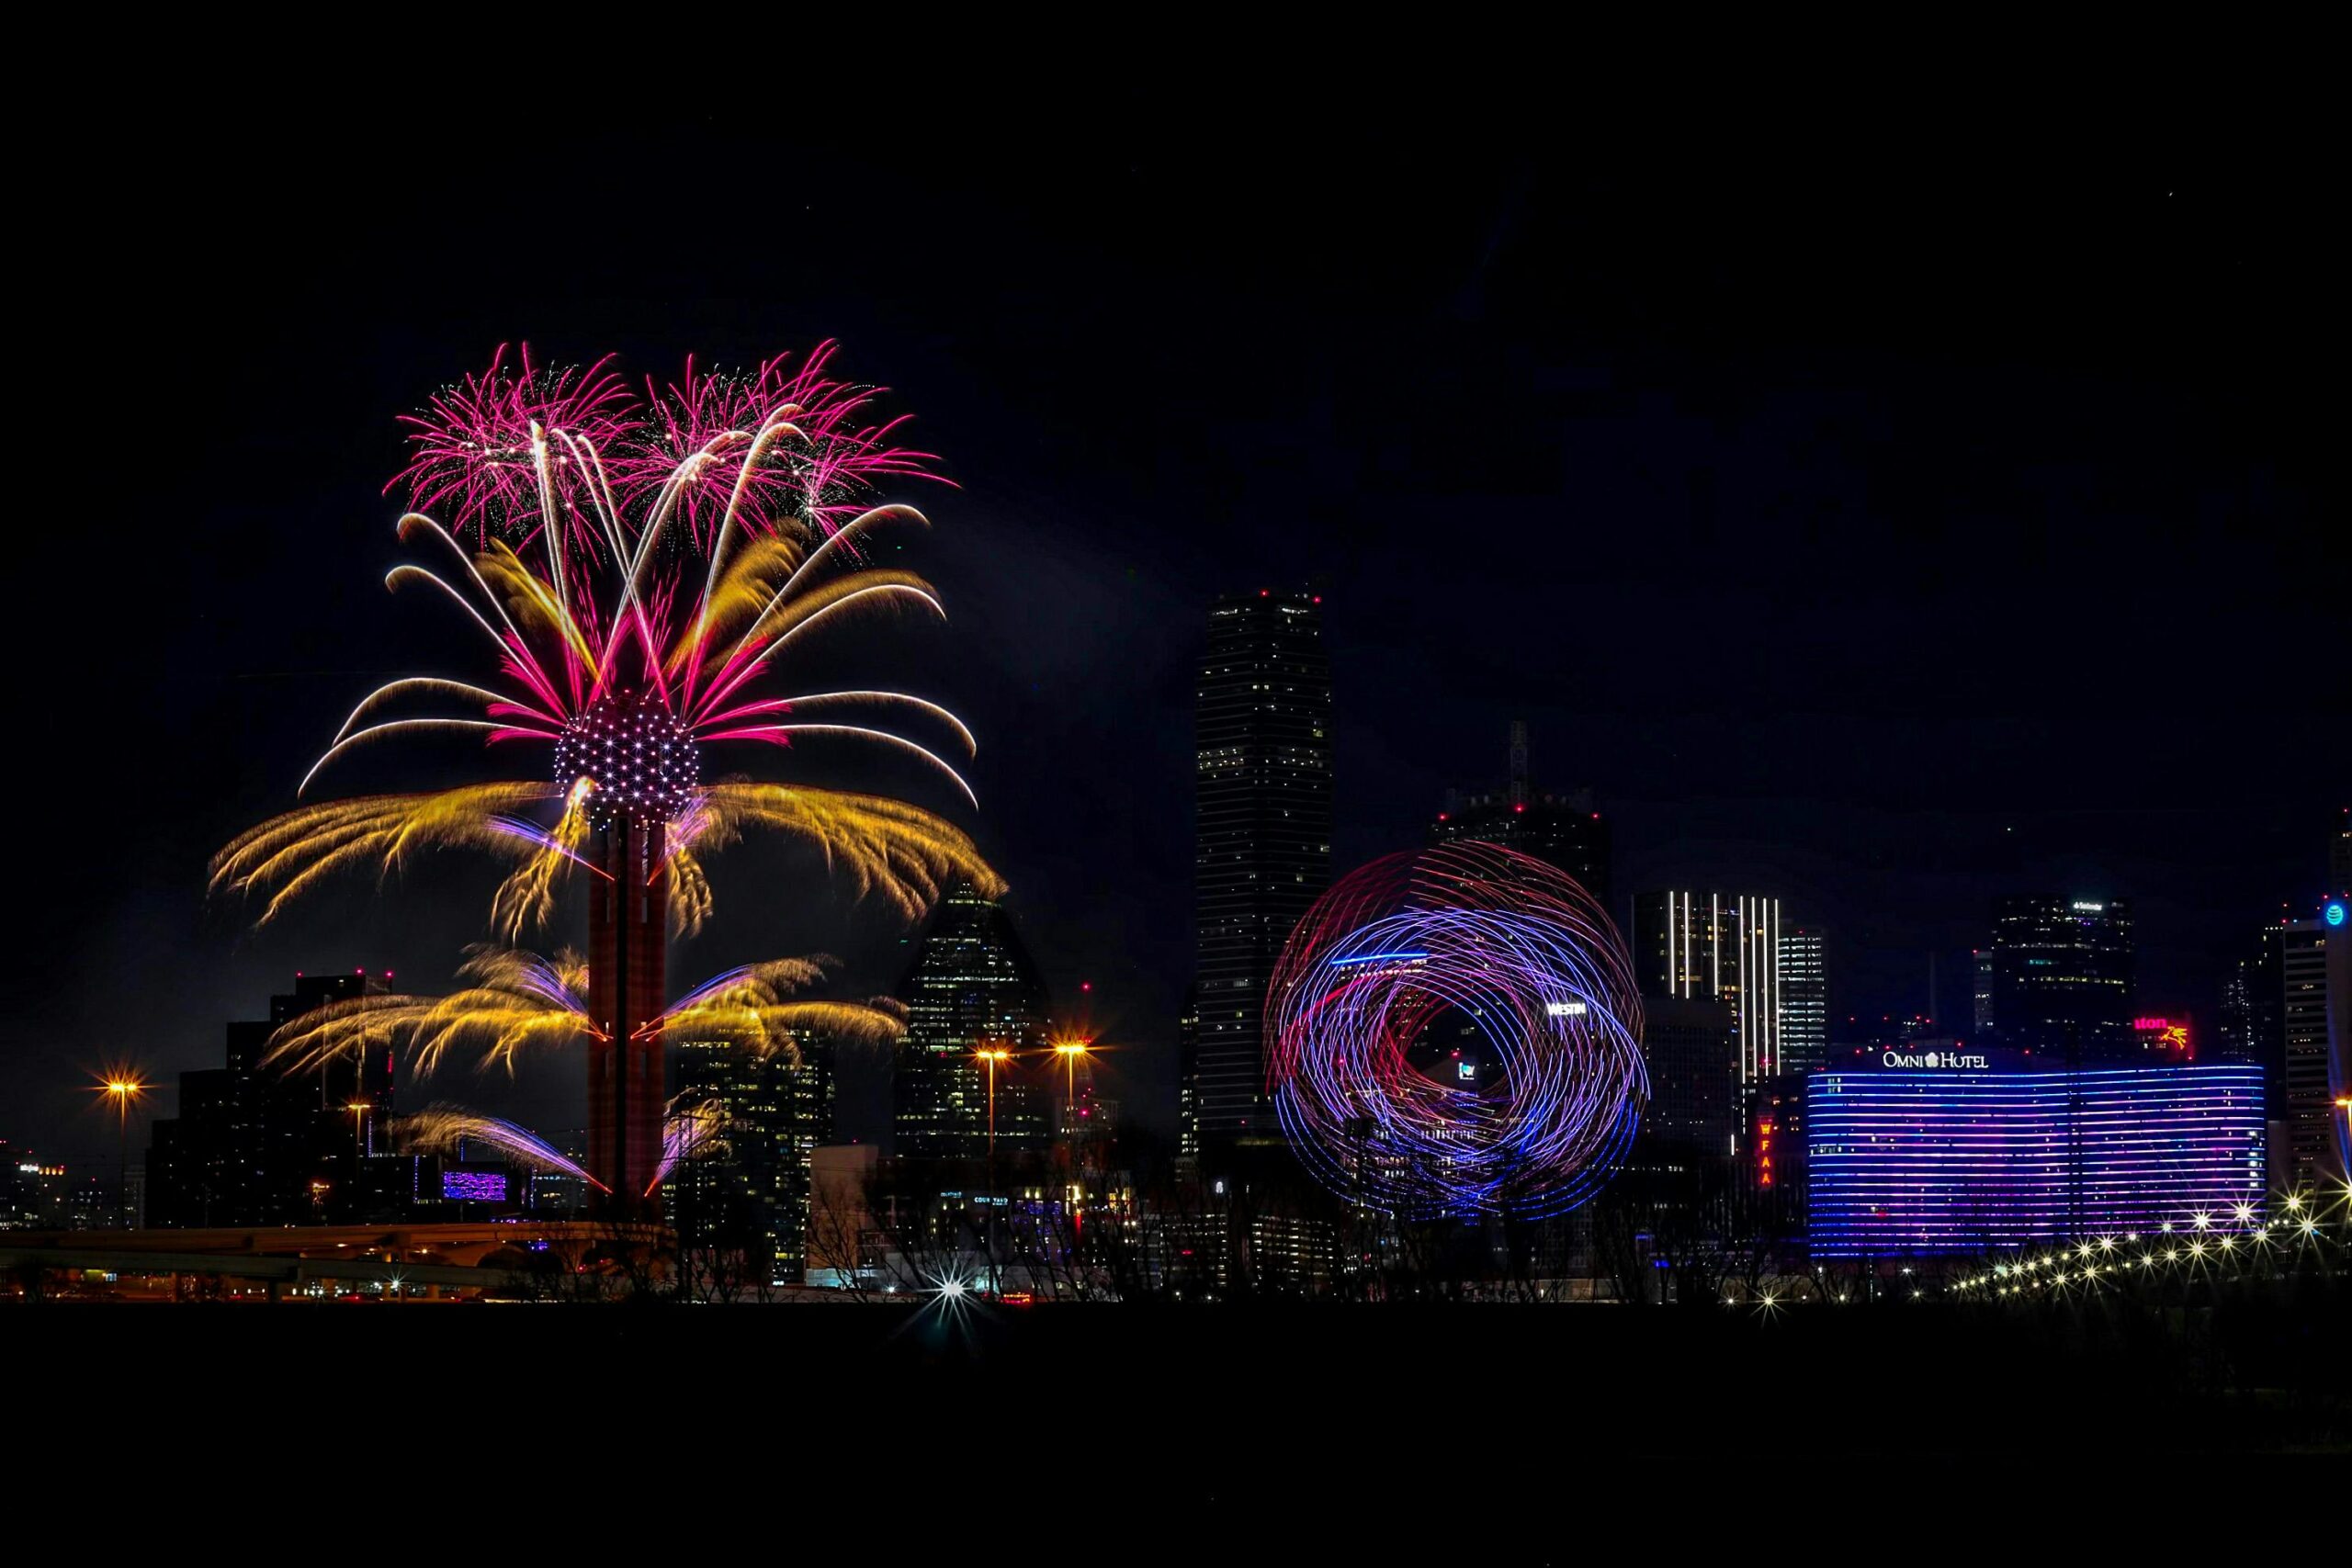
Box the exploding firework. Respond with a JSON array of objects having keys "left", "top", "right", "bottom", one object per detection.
[
  {"left": 391, "top": 345, "right": 636, "bottom": 545},
  {"left": 210, "top": 343, "right": 999, "bottom": 933},
  {"left": 1266, "top": 842, "right": 1648, "bottom": 1220},
  {"left": 214, "top": 346, "right": 997, "bottom": 1209},
  {"left": 626, "top": 344, "right": 945, "bottom": 548},
  {"left": 393, "top": 340, "right": 944, "bottom": 552}
]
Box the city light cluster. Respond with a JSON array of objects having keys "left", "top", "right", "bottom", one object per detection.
[
  {"left": 1948, "top": 1190, "right": 2345, "bottom": 1300},
  {"left": 1267, "top": 841, "right": 1646, "bottom": 1220}
]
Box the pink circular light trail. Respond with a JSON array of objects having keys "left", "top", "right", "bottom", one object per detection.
[{"left": 1267, "top": 842, "right": 1647, "bottom": 1219}]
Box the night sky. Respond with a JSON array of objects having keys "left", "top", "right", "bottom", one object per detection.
[{"left": 12, "top": 115, "right": 2342, "bottom": 1166}]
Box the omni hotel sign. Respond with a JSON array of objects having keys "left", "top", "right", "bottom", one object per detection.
[{"left": 1882, "top": 1048, "right": 1991, "bottom": 1069}]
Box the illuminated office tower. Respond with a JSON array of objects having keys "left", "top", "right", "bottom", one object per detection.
[
  {"left": 1777, "top": 924, "right": 1827, "bottom": 1076},
  {"left": 1188, "top": 589, "right": 1332, "bottom": 1146},
  {"left": 2332, "top": 805, "right": 2351, "bottom": 896},
  {"left": 1640, "top": 997, "right": 1738, "bottom": 1157},
  {"left": 1176, "top": 985, "right": 1201, "bottom": 1156},
  {"left": 2279, "top": 907, "right": 2344, "bottom": 1183},
  {"left": 892, "top": 882, "right": 1053, "bottom": 1160},
  {"left": 1981, "top": 897, "right": 2136, "bottom": 1065},
  {"left": 670, "top": 1032, "right": 834, "bottom": 1280},
  {"left": 2217, "top": 919, "right": 2285, "bottom": 1071},
  {"left": 146, "top": 971, "right": 394, "bottom": 1227},
  {"left": 1628, "top": 891, "right": 1783, "bottom": 1090},
  {"left": 1430, "top": 720, "right": 1610, "bottom": 909}
]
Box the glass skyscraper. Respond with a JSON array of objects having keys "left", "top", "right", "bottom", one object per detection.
[
  {"left": 669, "top": 1032, "right": 834, "bottom": 1281},
  {"left": 1628, "top": 890, "right": 1783, "bottom": 1089},
  {"left": 2278, "top": 911, "right": 2336, "bottom": 1183},
  {"left": 145, "top": 972, "right": 393, "bottom": 1227},
  {"left": 1186, "top": 589, "right": 1332, "bottom": 1147},
  {"left": 892, "top": 881, "right": 1053, "bottom": 1159},
  {"left": 1777, "top": 923, "right": 1828, "bottom": 1077},
  {"left": 1981, "top": 896, "right": 2136, "bottom": 1065},
  {"left": 2216, "top": 919, "right": 2284, "bottom": 1070}
]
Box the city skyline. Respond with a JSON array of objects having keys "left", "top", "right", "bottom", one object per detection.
[
  {"left": 12, "top": 626, "right": 2345, "bottom": 1176},
  {"left": 8, "top": 130, "right": 2346, "bottom": 1181},
  {"left": 11, "top": 73, "right": 2352, "bottom": 1514}
]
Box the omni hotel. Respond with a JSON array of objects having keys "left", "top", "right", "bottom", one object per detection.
[{"left": 1805, "top": 1056, "right": 2266, "bottom": 1256}]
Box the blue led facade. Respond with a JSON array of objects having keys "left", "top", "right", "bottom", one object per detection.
[{"left": 1807, "top": 1065, "right": 2265, "bottom": 1256}]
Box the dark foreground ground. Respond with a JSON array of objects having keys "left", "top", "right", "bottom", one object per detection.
[
  {"left": 9, "top": 1297, "right": 2342, "bottom": 1551},
  {"left": 13, "top": 1294, "right": 2345, "bottom": 1530}
]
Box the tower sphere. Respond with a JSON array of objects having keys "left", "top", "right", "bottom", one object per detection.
[{"left": 552, "top": 690, "right": 698, "bottom": 829}]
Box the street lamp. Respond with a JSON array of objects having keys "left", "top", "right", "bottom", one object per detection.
[
  {"left": 975, "top": 1044, "right": 1013, "bottom": 1299},
  {"left": 1052, "top": 1039, "right": 1091, "bottom": 1129},
  {"left": 977, "top": 1045, "right": 1014, "bottom": 1178},
  {"left": 345, "top": 1100, "right": 374, "bottom": 1158},
  {"left": 98, "top": 1074, "right": 147, "bottom": 1229}
]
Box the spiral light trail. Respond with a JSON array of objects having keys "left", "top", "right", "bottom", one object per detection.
[{"left": 1267, "top": 842, "right": 1647, "bottom": 1220}]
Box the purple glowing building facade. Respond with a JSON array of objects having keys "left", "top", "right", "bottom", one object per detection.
[{"left": 1807, "top": 1063, "right": 2265, "bottom": 1256}]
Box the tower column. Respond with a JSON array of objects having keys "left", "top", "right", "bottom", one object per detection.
[{"left": 589, "top": 817, "right": 668, "bottom": 1216}]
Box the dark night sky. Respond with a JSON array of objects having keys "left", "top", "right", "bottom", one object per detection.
[{"left": 9, "top": 110, "right": 2343, "bottom": 1167}]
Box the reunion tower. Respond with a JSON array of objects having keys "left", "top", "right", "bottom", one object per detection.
[{"left": 559, "top": 690, "right": 698, "bottom": 1215}]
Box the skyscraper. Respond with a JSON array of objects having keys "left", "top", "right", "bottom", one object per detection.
[
  {"left": 1189, "top": 588, "right": 1332, "bottom": 1146},
  {"left": 1430, "top": 720, "right": 1610, "bottom": 909},
  {"left": 1176, "top": 985, "right": 1201, "bottom": 1156},
  {"left": 1981, "top": 897, "right": 2136, "bottom": 1064},
  {"left": 2216, "top": 919, "right": 2285, "bottom": 1071},
  {"left": 2332, "top": 805, "right": 2350, "bottom": 896},
  {"left": 670, "top": 1032, "right": 834, "bottom": 1281},
  {"left": 1639, "top": 997, "right": 1738, "bottom": 1157},
  {"left": 1777, "top": 924, "right": 1827, "bottom": 1077},
  {"left": 1628, "top": 891, "right": 1783, "bottom": 1090},
  {"left": 893, "top": 882, "right": 1053, "bottom": 1160},
  {"left": 146, "top": 971, "right": 395, "bottom": 1226},
  {"left": 2278, "top": 910, "right": 2336, "bottom": 1183}
]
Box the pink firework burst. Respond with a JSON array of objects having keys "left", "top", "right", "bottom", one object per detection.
[
  {"left": 626, "top": 340, "right": 948, "bottom": 548},
  {"left": 294, "top": 343, "right": 980, "bottom": 817},
  {"left": 392, "top": 344, "right": 636, "bottom": 546}
]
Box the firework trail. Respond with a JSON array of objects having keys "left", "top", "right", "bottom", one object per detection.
[
  {"left": 264, "top": 945, "right": 904, "bottom": 1077},
  {"left": 647, "top": 1095, "right": 729, "bottom": 1194},
  {"left": 398, "top": 1106, "right": 609, "bottom": 1192}
]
